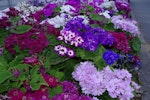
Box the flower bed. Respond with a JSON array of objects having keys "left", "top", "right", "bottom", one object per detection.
[{"left": 0, "top": 0, "right": 142, "bottom": 100}]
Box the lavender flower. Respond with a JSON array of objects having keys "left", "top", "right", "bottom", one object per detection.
[{"left": 72, "top": 62, "right": 139, "bottom": 100}]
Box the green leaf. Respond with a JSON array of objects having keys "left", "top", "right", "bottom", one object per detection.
[
  {"left": 9, "top": 54, "right": 25, "bottom": 67},
  {"left": 76, "top": 46, "right": 106, "bottom": 69},
  {"left": 11, "top": 16, "right": 21, "bottom": 22},
  {"left": 89, "top": 13, "right": 103, "bottom": 21},
  {"left": 54, "top": 7, "right": 61, "bottom": 12},
  {"left": 0, "top": 56, "right": 8, "bottom": 70},
  {"left": 132, "top": 36, "right": 141, "bottom": 53},
  {"left": 46, "top": 34, "right": 60, "bottom": 45},
  {"left": 104, "top": 23, "right": 115, "bottom": 31},
  {"left": 30, "top": 73, "right": 48, "bottom": 90},
  {"left": 86, "top": 5, "right": 94, "bottom": 12},
  {"left": 50, "top": 86, "right": 62, "bottom": 98},
  {"left": 0, "top": 70, "right": 12, "bottom": 83},
  {"left": 0, "top": 82, "right": 10, "bottom": 93},
  {"left": 46, "top": 46, "right": 69, "bottom": 65},
  {"left": 0, "top": 28, "right": 10, "bottom": 45},
  {"left": 49, "top": 70, "right": 64, "bottom": 81},
  {"left": 11, "top": 25, "right": 32, "bottom": 34}
]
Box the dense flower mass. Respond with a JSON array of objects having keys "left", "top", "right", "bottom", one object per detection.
[
  {"left": 72, "top": 61, "right": 139, "bottom": 100},
  {"left": 0, "top": 0, "right": 141, "bottom": 100},
  {"left": 111, "top": 31, "right": 131, "bottom": 53},
  {"left": 5, "top": 31, "right": 49, "bottom": 54},
  {"left": 111, "top": 15, "right": 140, "bottom": 35}
]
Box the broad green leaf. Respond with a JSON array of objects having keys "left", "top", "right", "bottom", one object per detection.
[
  {"left": 0, "top": 82, "right": 10, "bottom": 93},
  {"left": 132, "top": 36, "right": 141, "bottom": 53},
  {"left": 104, "top": 23, "right": 115, "bottom": 31},
  {"left": 9, "top": 54, "right": 25, "bottom": 67},
  {"left": 50, "top": 86, "right": 62, "bottom": 98},
  {"left": 89, "top": 13, "right": 103, "bottom": 21},
  {"left": 11, "top": 16, "right": 21, "bottom": 22},
  {"left": 11, "top": 25, "right": 32, "bottom": 34},
  {"left": 0, "top": 56, "right": 8, "bottom": 70},
  {"left": 86, "top": 5, "right": 94, "bottom": 12},
  {"left": 30, "top": 73, "right": 48, "bottom": 90},
  {"left": 0, "top": 70, "right": 12, "bottom": 83},
  {"left": 49, "top": 70, "right": 64, "bottom": 81}
]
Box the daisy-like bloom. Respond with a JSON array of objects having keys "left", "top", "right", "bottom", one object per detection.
[
  {"left": 75, "top": 36, "right": 84, "bottom": 46},
  {"left": 58, "top": 46, "right": 68, "bottom": 56},
  {"left": 54, "top": 45, "right": 61, "bottom": 52},
  {"left": 7, "top": 89, "right": 25, "bottom": 100},
  {"left": 42, "top": 73, "right": 58, "bottom": 87},
  {"left": 67, "top": 49, "right": 75, "bottom": 58}
]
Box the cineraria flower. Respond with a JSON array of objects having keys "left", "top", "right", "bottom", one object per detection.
[
  {"left": 42, "top": 73, "right": 58, "bottom": 87},
  {"left": 58, "top": 46, "right": 68, "bottom": 56},
  {"left": 52, "top": 93, "right": 79, "bottom": 100},
  {"left": 79, "top": 95, "right": 92, "bottom": 100},
  {"left": 7, "top": 89, "right": 25, "bottom": 100},
  {"left": 23, "top": 56, "right": 39, "bottom": 65},
  {"left": 58, "top": 30, "right": 84, "bottom": 47},
  {"left": 67, "top": 49, "right": 75, "bottom": 58},
  {"left": 61, "top": 81, "right": 79, "bottom": 94},
  {"left": 54, "top": 45, "right": 75, "bottom": 58},
  {"left": 43, "top": 3, "right": 56, "bottom": 17},
  {"left": 5, "top": 32, "right": 49, "bottom": 54},
  {"left": 72, "top": 62, "right": 138, "bottom": 100},
  {"left": 111, "top": 32, "right": 131, "bottom": 53},
  {"left": 102, "top": 50, "right": 120, "bottom": 65},
  {"left": 111, "top": 15, "right": 140, "bottom": 35}
]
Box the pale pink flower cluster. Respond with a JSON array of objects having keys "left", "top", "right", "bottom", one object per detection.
[
  {"left": 111, "top": 15, "right": 140, "bottom": 36},
  {"left": 58, "top": 30, "right": 84, "bottom": 47},
  {"left": 72, "top": 61, "right": 140, "bottom": 100}
]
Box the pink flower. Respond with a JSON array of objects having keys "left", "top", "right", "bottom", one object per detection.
[
  {"left": 7, "top": 89, "right": 25, "bottom": 100},
  {"left": 42, "top": 73, "right": 58, "bottom": 87}
]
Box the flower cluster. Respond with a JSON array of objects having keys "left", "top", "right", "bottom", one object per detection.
[
  {"left": 72, "top": 61, "right": 139, "bottom": 100},
  {"left": 54, "top": 45, "right": 75, "bottom": 57},
  {"left": 111, "top": 15, "right": 140, "bottom": 35},
  {"left": 103, "top": 50, "right": 120, "bottom": 65},
  {"left": 58, "top": 30, "right": 84, "bottom": 47},
  {"left": 111, "top": 31, "right": 131, "bottom": 53},
  {"left": 5, "top": 31, "right": 49, "bottom": 54},
  {"left": 52, "top": 81, "right": 93, "bottom": 100}
]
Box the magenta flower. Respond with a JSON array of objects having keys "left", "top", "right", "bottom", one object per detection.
[
  {"left": 42, "top": 73, "right": 58, "bottom": 87},
  {"left": 43, "top": 3, "right": 56, "bottom": 17},
  {"left": 7, "top": 89, "right": 25, "bottom": 100},
  {"left": 23, "top": 56, "right": 39, "bottom": 65},
  {"left": 13, "top": 69, "right": 20, "bottom": 78}
]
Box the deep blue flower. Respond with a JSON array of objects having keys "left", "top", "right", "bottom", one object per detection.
[{"left": 103, "top": 50, "right": 120, "bottom": 65}]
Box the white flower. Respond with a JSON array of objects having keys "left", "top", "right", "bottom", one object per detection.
[
  {"left": 60, "top": 5, "right": 76, "bottom": 14},
  {"left": 99, "top": 10, "right": 111, "bottom": 19}
]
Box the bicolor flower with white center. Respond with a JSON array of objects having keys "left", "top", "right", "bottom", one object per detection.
[
  {"left": 67, "top": 49, "right": 75, "bottom": 58},
  {"left": 58, "top": 46, "right": 67, "bottom": 56},
  {"left": 75, "top": 36, "right": 84, "bottom": 45},
  {"left": 54, "top": 45, "right": 61, "bottom": 52}
]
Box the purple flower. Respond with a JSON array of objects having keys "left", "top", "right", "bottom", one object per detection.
[
  {"left": 79, "top": 95, "right": 92, "bottom": 100},
  {"left": 43, "top": 3, "right": 56, "bottom": 17},
  {"left": 52, "top": 93, "right": 79, "bottom": 100},
  {"left": 61, "top": 81, "right": 78, "bottom": 95},
  {"left": 13, "top": 69, "right": 20, "bottom": 78},
  {"left": 67, "top": 49, "right": 75, "bottom": 58}
]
